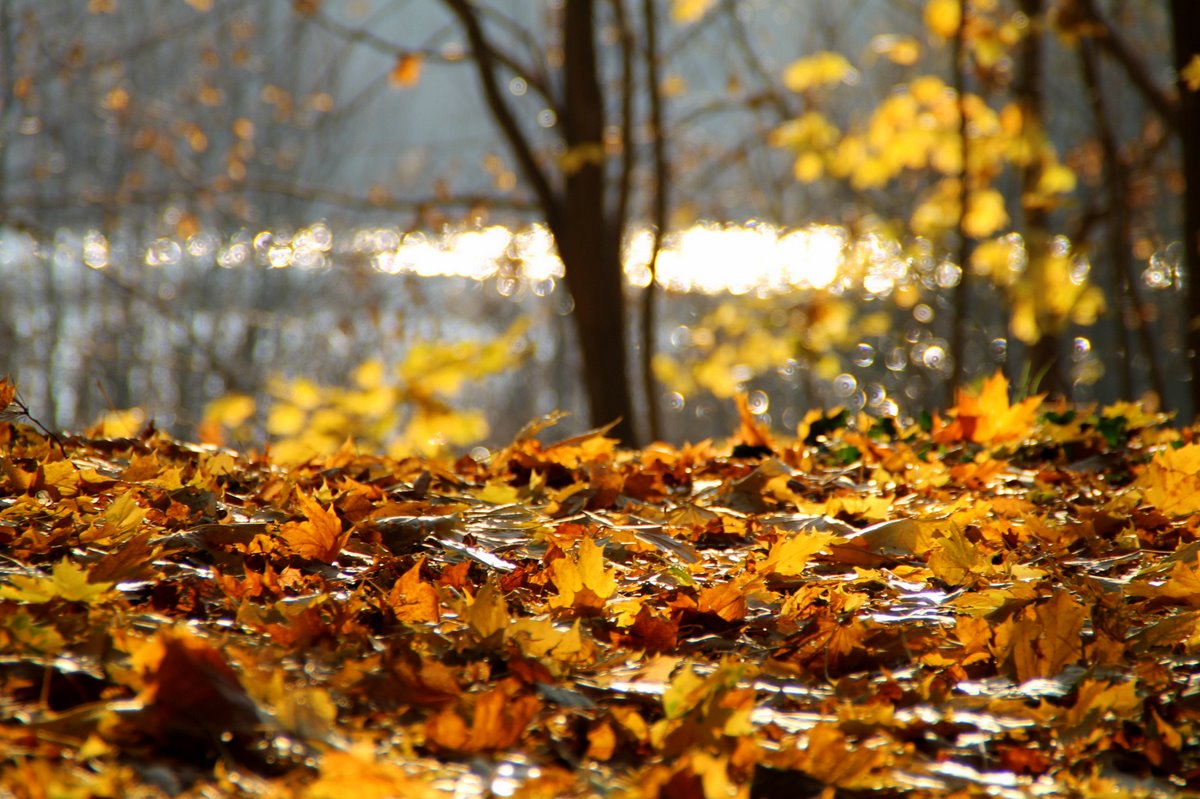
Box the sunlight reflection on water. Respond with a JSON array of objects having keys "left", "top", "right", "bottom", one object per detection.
[{"left": 0, "top": 220, "right": 1181, "bottom": 441}]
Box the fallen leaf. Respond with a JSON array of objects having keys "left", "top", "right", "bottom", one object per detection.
[{"left": 281, "top": 490, "right": 348, "bottom": 562}]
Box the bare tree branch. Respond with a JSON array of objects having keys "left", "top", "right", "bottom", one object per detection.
[
  {"left": 1078, "top": 0, "right": 1180, "bottom": 130},
  {"left": 442, "top": 0, "right": 562, "bottom": 232},
  {"left": 610, "top": 0, "right": 635, "bottom": 243}
]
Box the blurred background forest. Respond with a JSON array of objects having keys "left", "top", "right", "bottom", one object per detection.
[{"left": 0, "top": 0, "right": 1195, "bottom": 456}]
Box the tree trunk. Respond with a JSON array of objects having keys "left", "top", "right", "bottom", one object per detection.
[
  {"left": 1174, "top": 0, "right": 1200, "bottom": 418},
  {"left": 443, "top": 0, "right": 637, "bottom": 443},
  {"left": 556, "top": 0, "right": 636, "bottom": 442}
]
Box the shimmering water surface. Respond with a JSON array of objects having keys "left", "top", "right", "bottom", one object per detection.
[{"left": 0, "top": 222, "right": 1182, "bottom": 443}]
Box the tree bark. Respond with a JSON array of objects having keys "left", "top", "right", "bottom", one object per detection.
[
  {"left": 1174, "top": 0, "right": 1200, "bottom": 418},
  {"left": 555, "top": 0, "right": 636, "bottom": 442},
  {"left": 444, "top": 0, "right": 637, "bottom": 442}
]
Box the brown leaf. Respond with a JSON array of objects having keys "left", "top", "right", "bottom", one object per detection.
[
  {"left": 87, "top": 531, "right": 159, "bottom": 584},
  {"left": 134, "top": 629, "right": 261, "bottom": 738}
]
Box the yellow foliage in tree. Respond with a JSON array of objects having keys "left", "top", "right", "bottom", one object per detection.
[
  {"left": 782, "top": 52, "right": 857, "bottom": 92},
  {"left": 670, "top": 0, "right": 714, "bottom": 25},
  {"left": 924, "top": 0, "right": 961, "bottom": 39},
  {"left": 203, "top": 319, "right": 529, "bottom": 463}
]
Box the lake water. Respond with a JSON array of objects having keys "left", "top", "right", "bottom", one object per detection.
[{"left": 0, "top": 221, "right": 1156, "bottom": 446}]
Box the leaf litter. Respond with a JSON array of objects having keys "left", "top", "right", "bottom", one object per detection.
[{"left": 1, "top": 374, "right": 1199, "bottom": 797}]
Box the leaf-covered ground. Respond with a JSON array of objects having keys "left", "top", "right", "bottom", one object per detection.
[{"left": 2, "top": 374, "right": 1199, "bottom": 798}]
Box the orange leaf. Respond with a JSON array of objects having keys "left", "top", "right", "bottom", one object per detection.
[
  {"left": 426, "top": 682, "right": 540, "bottom": 753},
  {"left": 696, "top": 579, "right": 748, "bottom": 622},
  {"left": 281, "top": 491, "right": 348, "bottom": 562},
  {"left": 732, "top": 393, "right": 774, "bottom": 451},
  {"left": 390, "top": 53, "right": 423, "bottom": 88},
  {"left": 388, "top": 558, "right": 441, "bottom": 623},
  {"left": 938, "top": 371, "right": 1042, "bottom": 445}
]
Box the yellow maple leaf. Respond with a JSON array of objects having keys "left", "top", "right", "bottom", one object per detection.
[
  {"left": 761, "top": 530, "right": 837, "bottom": 577},
  {"left": 425, "top": 683, "right": 541, "bottom": 753},
  {"left": 1005, "top": 589, "right": 1087, "bottom": 681},
  {"left": 549, "top": 537, "right": 618, "bottom": 614},
  {"left": 941, "top": 371, "right": 1043, "bottom": 445},
  {"left": 388, "top": 558, "right": 441, "bottom": 623},
  {"left": 0, "top": 559, "right": 114, "bottom": 604},
  {"left": 1137, "top": 443, "right": 1200, "bottom": 517},
  {"left": 927, "top": 526, "right": 987, "bottom": 586},
  {"left": 463, "top": 579, "right": 509, "bottom": 640}
]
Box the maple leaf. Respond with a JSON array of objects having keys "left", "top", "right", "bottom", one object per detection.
[
  {"left": 133, "top": 628, "right": 263, "bottom": 737},
  {"left": 1136, "top": 442, "right": 1200, "bottom": 517},
  {"left": 425, "top": 681, "right": 541, "bottom": 753},
  {"left": 463, "top": 578, "right": 510, "bottom": 641},
  {"left": 548, "top": 536, "right": 618, "bottom": 615},
  {"left": 306, "top": 744, "right": 441, "bottom": 799},
  {"left": 281, "top": 490, "right": 349, "bottom": 562},
  {"left": 926, "top": 526, "right": 988, "bottom": 587},
  {"left": 1129, "top": 554, "right": 1200, "bottom": 606},
  {"left": 0, "top": 559, "right": 114, "bottom": 604},
  {"left": 1004, "top": 590, "right": 1087, "bottom": 681},
  {"left": 2, "top": 609, "right": 66, "bottom": 654},
  {"left": 388, "top": 557, "right": 441, "bottom": 623},
  {"left": 783, "top": 723, "right": 887, "bottom": 789},
  {"left": 696, "top": 578, "right": 749, "bottom": 622},
  {"left": 937, "top": 371, "right": 1043, "bottom": 445},
  {"left": 761, "top": 530, "right": 837, "bottom": 577}
]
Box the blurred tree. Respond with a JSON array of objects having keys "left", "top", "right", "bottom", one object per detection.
[
  {"left": 1174, "top": 0, "right": 1200, "bottom": 415},
  {"left": 768, "top": 0, "right": 1188, "bottom": 407}
]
